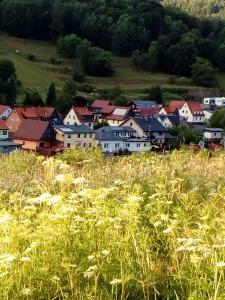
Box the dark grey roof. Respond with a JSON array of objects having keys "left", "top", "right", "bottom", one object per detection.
[
  {"left": 97, "top": 126, "right": 135, "bottom": 133},
  {"left": 96, "top": 132, "right": 124, "bottom": 141},
  {"left": 133, "top": 117, "right": 168, "bottom": 132},
  {"left": 54, "top": 125, "right": 95, "bottom": 134},
  {"left": 165, "top": 133, "right": 176, "bottom": 140},
  {"left": 158, "top": 115, "right": 183, "bottom": 126},
  {"left": 204, "top": 128, "right": 224, "bottom": 132},
  {"left": 0, "top": 141, "right": 21, "bottom": 147},
  {"left": 132, "top": 100, "right": 159, "bottom": 108}
]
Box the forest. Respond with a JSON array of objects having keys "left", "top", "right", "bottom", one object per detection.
[{"left": 1, "top": 0, "right": 225, "bottom": 84}]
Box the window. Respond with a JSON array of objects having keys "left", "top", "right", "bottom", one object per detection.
[
  {"left": 144, "top": 143, "right": 148, "bottom": 147},
  {"left": 67, "top": 143, "right": 71, "bottom": 148},
  {"left": 89, "top": 143, "right": 92, "bottom": 147},
  {"left": 137, "top": 143, "right": 140, "bottom": 148},
  {"left": 73, "top": 116, "right": 75, "bottom": 119},
  {"left": 89, "top": 123, "right": 91, "bottom": 127},
  {"left": 68, "top": 115, "right": 71, "bottom": 119},
  {"left": 78, "top": 134, "right": 80, "bottom": 138},
  {"left": 126, "top": 143, "right": 130, "bottom": 148},
  {"left": 115, "top": 143, "right": 120, "bottom": 148},
  {"left": 158, "top": 132, "right": 162, "bottom": 135},
  {"left": 68, "top": 135, "right": 71, "bottom": 138},
  {"left": 84, "top": 134, "right": 86, "bottom": 138},
  {"left": 83, "top": 143, "right": 86, "bottom": 147},
  {"left": 214, "top": 132, "right": 217, "bottom": 136},
  {"left": 2, "top": 117, "right": 6, "bottom": 120},
  {"left": 67, "top": 122, "right": 69, "bottom": 125},
  {"left": 104, "top": 143, "right": 109, "bottom": 149},
  {"left": 3, "top": 131, "right": 7, "bottom": 135},
  {"left": 130, "top": 122, "right": 133, "bottom": 126},
  {"left": 90, "top": 134, "right": 92, "bottom": 138}
]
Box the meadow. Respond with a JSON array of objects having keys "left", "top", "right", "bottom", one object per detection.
[
  {"left": 0, "top": 32, "right": 220, "bottom": 102},
  {"left": 0, "top": 148, "right": 225, "bottom": 299}
]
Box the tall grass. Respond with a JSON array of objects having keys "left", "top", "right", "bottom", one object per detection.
[{"left": 0, "top": 148, "right": 225, "bottom": 299}]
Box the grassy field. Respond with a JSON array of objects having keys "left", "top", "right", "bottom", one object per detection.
[
  {"left": 0, "top": 148, "right": 225, "bottom": 299},
  {"left": 0, "top": 32, "right": 219, "bottom": 101}
]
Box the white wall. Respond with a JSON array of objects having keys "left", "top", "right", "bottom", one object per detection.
[
  {"left": 0, "top": 129, "right": 8, "bottom": 140},
  {"left": 204, "top": 131, "right": 223, "bottom": 140},
  {"left": 0, "top": 108, "right": 12, "bottom": 120},
  {"left": 64, "top": 109, "right": 94, "bottom": 128}
]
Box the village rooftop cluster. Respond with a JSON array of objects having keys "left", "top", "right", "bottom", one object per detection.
[{"left": 0, "top": 97, "right": 224, "bottom": 156}]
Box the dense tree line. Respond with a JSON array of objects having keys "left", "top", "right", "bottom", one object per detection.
[{"left": 1, "top": 1, "right": 225, "bottom": 82}]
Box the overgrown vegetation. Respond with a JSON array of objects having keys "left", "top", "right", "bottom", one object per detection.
[{"left": 1, "top": 149, "right": 225, "bottom": 298}]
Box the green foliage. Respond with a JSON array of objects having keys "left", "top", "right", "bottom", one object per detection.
[
  {"left": 148, "top": 85, "right": 163, "bottom": 104},
  {"left": 0, "top": 59, "right": 17, "bottom": 105},
  {"left": 209, "top": 108, "right": 225, "bottom": 129},
  {"left": 56, "top": 34, "right": 82, "bottom": 58},
  {"left": 23, "top": 91, "right": 44, "bottom": 106},
  {"left": 169, "top": 126, "right": 203, "bottom": 144},
  {"left": 191, "top": 57, "right": 217, "bottom": 87},
  {"left": 46, "top": 82, "right": 56, "bottom": 106}
]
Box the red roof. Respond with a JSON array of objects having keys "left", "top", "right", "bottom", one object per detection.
[
  {"left": 185, "top": 101, "right": 204, "bottom": 115},
  {"left": 91, "top": 100, "right": 115, "bottom": 114},
  {"left": 0, "top": 105, "right": 10, "bottom": 116},
  {"left": 138, "top": 107, "right": 161, "bottom": 117},
  {"left": 72, "top": 107, "right": 94, "bottom": 122},
  {"left": 163, "top": 100, "right": 186, "bottom": 114},
  {"left": 0, "top": 120, "right": 8, "bottom": 130},
  {"left": 14, "top": 107, "right": 55, "bottom": 119},
  {"left": 13, "top": 120, "right": 50, "bottom": 141}
]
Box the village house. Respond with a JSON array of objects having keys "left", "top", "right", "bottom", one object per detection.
[
  {"left": 0, "top": 105, "right": 12, "bottom": 120},
  {"left": 0, "top": 141, "right": 21, "bottom": 155},
  {"left": 96, "top": 127, "right": 151, "bottom": 154},
  {"left": 0, "top": 120, "right": 9, "bottom": 140},
  {"left": 104, "top": 107, "right": 131, "bottom": 126},
  {"left": 203, "top": 128, "right": 224, "bottom": 141},
  {"left": 121, "top": 116, "right": 168, "bottom": 144},
  {"left": 127, "top": 100, "right": 160, "bottom": 114},
  {"left": 13, "top": 120, "right": 56, "bottom": 152},
  {"left": 159, "top": 100, "right": 185, "bottom": 115},
  {"left": 64, "top": 107, "right": 94, "bottom": 128},
  {"left": 178, "top": 101, "right": 205, "bottom": 124},
  {"left": 90, "top": 100, "right": 115, "bottom": 121},
  {"left": 6, "top": 107, "right": 63, "bottom": 133},
  {"left": 157, "top": 115, "right": 189, "bottom": 128},
  {"left": 203, "top": 97, "right": 225, "bottom": 108},
  {"left": 54, "top": 125, "right": 96, "bottom": 148}
]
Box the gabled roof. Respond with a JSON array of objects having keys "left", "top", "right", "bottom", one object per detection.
[
  {"left": 138, "top": 107, "right": 161, "bottom": 117},
  {"left": 0, "top": 120, "right": 8, "bottom": 130},
  {"left": 162, "top": 100, "right": 186, "bottom": 114},
  {"left": 72, "top": 107, "right": 94, "bottom": 122},
  {"left": 131, "top": 117, "right": 167, "bottom": 132},
  {"left": 13, "top": 120, "right": 51, "bottom": 141},
  {"left": 0, "top": 105, "right": 10, "bottom": 116},
  {"left": 158, "top": 115, "right": 184, "bottom": 126},
  {"left": 97, "top": 126, "right": 135, "bottom": 133},
  {"left": 91, "top": 100, "right": 112, "bottom": 108},
  {"left": 184, "top": 101, "right": 204, "bottom": 115},
  {"left": 14, "top": 107, "right": 56, "bottom": 119},
  {"left": 54, "top": 125, "right": 95, "bottom": 134},
  {"left": 91, "top": 100, "right": 115, "bottom": 114},
  {"left": 106, "top": 107, "right": 130, "bottom": 121},
  {"left": 96, "top": 131, "right": 125, "bottom": 141},
  {"left": 131, "top": 100, "right": 159, "bottom": 108}
]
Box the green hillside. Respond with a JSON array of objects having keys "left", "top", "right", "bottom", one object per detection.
[{"left": 1, "top": 149, "right": 225, "bottom": 299}]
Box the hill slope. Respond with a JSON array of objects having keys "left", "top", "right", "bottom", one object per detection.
[{"left": 1, "top": 149, "right": 225, "bottom": 299}]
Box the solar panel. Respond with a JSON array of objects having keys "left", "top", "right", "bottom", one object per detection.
[
  {"left": 113, "top": 108, "right": 127, "bottom": 116},
  {"left": 60, "top": 128, "right": 73, "bottom": 132}
]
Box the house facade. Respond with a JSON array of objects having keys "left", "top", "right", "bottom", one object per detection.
[
  {"left": 54, "top": 125, "right": 96, "bottom": 148},
  {"left": 0, "top": 120, "right": 9, "bottom": 140},
  {"left": 0, "top": 105, "right": 12, "bottom": 120},
  {"left": 0, "top": 141, "right": 21, "bottom": 154},
  {"left": 178, "top": 102, "right": 205, "bottom": 124},
  {"left": 104, "top": 107, "right": 131, "bottom": 126},
  {"left": 64, "top": 107, "right": 94, "bottom": 128},
  {"left": 203, "top": 128, "right": 223, "bottom": 141}
]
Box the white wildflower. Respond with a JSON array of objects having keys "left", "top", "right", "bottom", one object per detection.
[
  {"left": 0, "top": 254, "right": 16, "bottom": 263},
  {"left": 20, "top": 256, "right": 31, "bottom": 262},
  {"left": 153, "top": 221, "right": 161, "bottom": 227},
  {"left": 73, "top": 177, "right": 86, "bottom": 185},
  {"left": 216, "top": 262, "right": 225, "bottom": 268},
  {"left": 87, "top": 255, "right": 95, "bottom": 261},
  {"left": 52, "top": 275, "right": 60, "bottom": 281},
  {"left": 102, "top": 250, "right": 110, "bottom": 256},
  {"left": 163, "top": 227, "right": 173, "bottom": 234},
  {"left": 47, "top": 195, "right": 62, "bottom": 206},
  {"left": 110, "top": 279, "right": 122, "bottom": 285},
  {"left": 128, "top": 195, "right": 143, "bottom": 202},
  {"left": 0, "top": 213, "right": 13, "bottom": 225},
  {"left": 54, "top": 174, "right": 66, "bottom": 182},
  {"left": 21, "top": 288, "right": 32, "bottom": 296}
]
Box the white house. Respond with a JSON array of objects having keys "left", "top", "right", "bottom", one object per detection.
[
  {"left": 203, "top": 97, "right": 225, "bottom": 107},
  {"left": 104, "top": 107, "right": 130, "bottom": 126},
  {"left": 157, "top": 115, "right": 188, "bottom": 128},
  {"left": 178, "top": 101, "right": 205, "bottom": 124},
  {"left": 0, "top": 120, "right": 9, "bottom": 140},
  {"left": 0, "top": 105, "right": 12, "bottom": 120},
  {"left": 64, "top": 107, "right": 94, "bottom": 128},
  {"left": 203, "top": 128, "right": 223, "bottom": 141}
]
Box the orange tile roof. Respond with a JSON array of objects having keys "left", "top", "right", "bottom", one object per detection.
[
  {"left": 13, "top": 120, "right": 50, "bottom": 141},
  {"left": 14, "top": 107, "right": 55, "bottom": 119}
]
